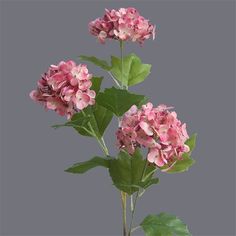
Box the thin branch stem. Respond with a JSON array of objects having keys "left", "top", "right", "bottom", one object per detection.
[
  {"left": 119, "top": 40, "right": 125, "bottom": 89},
  {"left": 130, "top": 194, "right": 134, "bottom": 212},
  {"left": 96, "top": 137, "right": 109, "bottom": 156},
  {"left": 100, "top": 137, "right": 109, "bottom": 156},
  {"left": 121, "top": 191, "right": 127, "bottom": 236},
  {"left": 128, "top": 159, "right": 148, "bottom": 236},
  {"left": 131, "top": 226, "right": 141, "bottom": 233},
  {"left": 108, "top": 71, "right": 121, "bottom": 88}
]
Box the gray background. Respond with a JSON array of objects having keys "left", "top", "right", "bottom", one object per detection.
[{"left": 0, "top": 0, "right": 235, "bottom": 236}]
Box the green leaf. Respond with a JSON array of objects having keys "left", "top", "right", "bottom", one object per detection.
[
  {"left": 141, "top": 213, "right": 191, "bottom": 236},
  {"left": 161, "top": 153, "right": 195, "bottom": 174},
  {"left": 93, "top": 103, "right": 113, "bottom": 136},
  {"left": 52, "top": 103, "right": 113, "bottom": 138},
  {"left": 75, "top": 104, "right": 113, "bottom": 138},
  {"left": 52, "top": 109, "right": 94, "bottom": 137},
  {"left": 185, "top": 133, "right": 197, "bottom": 153},
  {"left": 80, "top": 55, "right": 111, "bottom": 70},
  {"left": 96, "top": 87, "right": 148, "bottom": 116},
  {"left": 52, "top": 115, "right": 91, "bottom": 133},
  {"left": 65, "top": 156, "right": 110, "bottom": 174},
  {"left": 110, "top": 53, "right": 151, "bottom": 87},
  {"left": 71, "top": 109, "right": 95, "bottom": 137},
  {"left": 108, "top": 149, "right": 158, "bottom": 195},
  {"left": 78, "top": 106, "right": 101, "bottom": 137},
  {"left": 90, "top": 76, "right": 103, "bottom": 94}
]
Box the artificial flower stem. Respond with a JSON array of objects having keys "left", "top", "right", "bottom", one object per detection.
[
  {"left": 119, "top": 40, "right": 129, "bottom": 236},
  {"left": 121, "top": 191, "right": 128, "bottom": 236},
  {"left": 117, "top": 42, "right": 128, "bottom": 235},
  {"left": 130, "top": 194, "right": 134, "bottom": 212},
  {"left": 119, "top": 40, "right": 125, "bottom": 89},
  {"left": 128, "top": 160, "right": 148, "bottom": 236},
  {"left": 100, "top": 137, "right": 109, "bottom": 156},
  {"left": 97, "top": 137, "right": 109, "bottom": 156},
  {"left": 108, "top": 71, "right": 121, "bottom": 88},
  {"left": 131, "top": 226, "right": 141, "bottom": 233},
  {"left": 128, "top": 192, "right": 138, "bottom": 236}
]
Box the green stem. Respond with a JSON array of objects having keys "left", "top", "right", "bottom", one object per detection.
[
  {"left": 118, "top": 40, "right": 128, "bottom": 236},
  {"left": 96, "top": 137, "right": 109, "bottom": 156},
  {"left": 130, "top": 194, "right": 134, "bottom": 212},
  {"left": 121, "top": 191, "right": 127, "bottom": 236},
  {"left": 131, "top": 226, "right": 141, "bottom": 233},
  {"left": 108, "top": 71, "right": 121, "bottom": 88},
  {"left": 128, "top": 160, "right": 148, "bottom": 236},
  {"left": 119, "top": 40, "right": 125, "bottom": 89},
  {"left": 100, "top": 137, "right": 109, "bottom": 156}
]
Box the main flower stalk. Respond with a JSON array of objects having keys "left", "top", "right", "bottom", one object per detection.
[
  {"left": 128, "top": 160, "right": 149, "bottom": 236},
  {"left": 121, "top": 191, "right": 127, "bottom": 236}
]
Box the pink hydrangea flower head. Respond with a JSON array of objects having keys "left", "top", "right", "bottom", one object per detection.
[
  {"left": 116, "top": 103, "right": 190, "bottom": 168},
  {"left": 89, "top": 7, "right": 156, "bottom": 44},
  {"left": 30, "top": 60, "right": 95, "bottom": 119}
]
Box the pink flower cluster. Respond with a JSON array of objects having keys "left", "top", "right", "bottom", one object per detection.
[
  {"left": 116, "top": 103, "right": 190, "bottom": 167},
  {"left": 30, "top": 60, "right": 95, "bottom": 119},
  {"left": 89, "top": 7, "right": 155, "bottom": 44}
]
